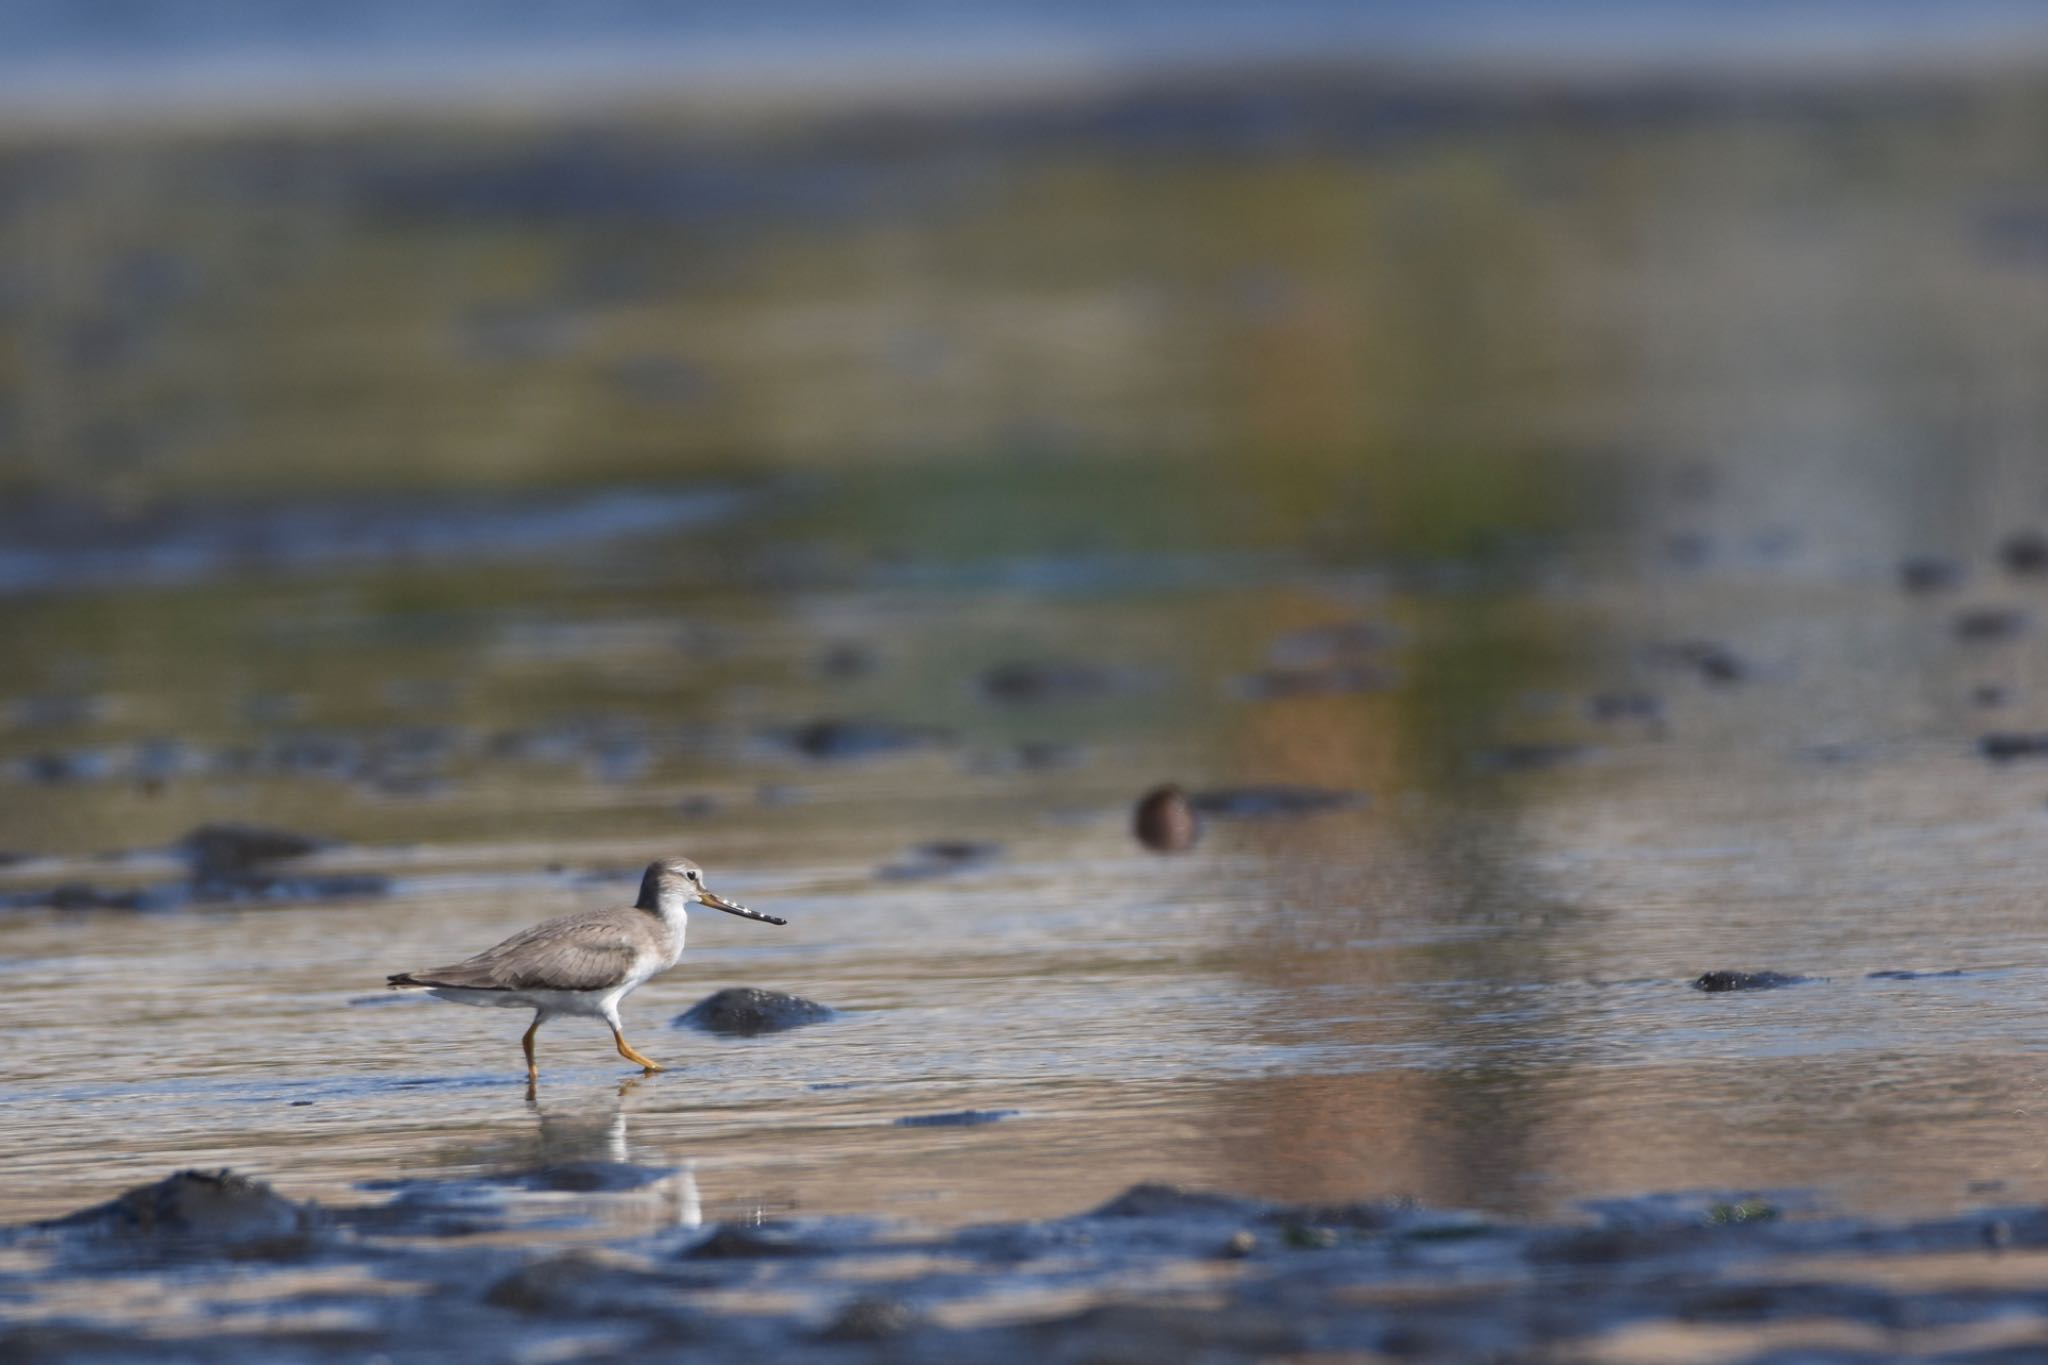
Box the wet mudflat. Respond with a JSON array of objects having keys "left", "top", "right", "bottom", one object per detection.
[
  {"left": 12, "top": 1166, "right": 2048, "bottom": 1363},
  {"left": 10, "top": 67, "right": 2048, "bottom": 1360}
]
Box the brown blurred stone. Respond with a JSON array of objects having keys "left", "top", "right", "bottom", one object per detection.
[{"left": 1133, "top": 784, "right": 1201, "bottom": 852}]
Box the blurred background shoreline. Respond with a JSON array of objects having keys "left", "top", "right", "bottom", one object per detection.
[{"left": 8, "top": 1, "right": 2048, "bottom": 129}]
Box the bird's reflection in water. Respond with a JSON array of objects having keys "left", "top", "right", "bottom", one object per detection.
[{"left": 428, "top": 1076, "right": 703, "bottom": 1230}]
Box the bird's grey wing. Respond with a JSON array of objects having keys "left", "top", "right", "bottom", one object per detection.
[{"left": 396, "top": 910, "right": 648, "bottom": 992}]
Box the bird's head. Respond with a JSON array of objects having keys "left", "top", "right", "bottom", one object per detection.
[{"left": 635, "top": 857, "right": 786, "bottom": 925}]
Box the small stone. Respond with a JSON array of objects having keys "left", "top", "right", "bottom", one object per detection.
[
  {"left": 1900, "top": 555, "right": 1966, "bottom": 593},
  {"left": 2000, "top": 529, "right": 2048, "bottom": 575},
  {"left": 1223, "top": 1230, "right": 1257, "bottom": 1258},
  {"left": 675, "top": 988, "right": 834, "bottom": 1036},
  {"left": 39, "top": 1168, "right": 311, "bottom": 1241},
  {"left": 1134, "top": 784, "right": 1201, "bottom": 852},
  {"left": 1954, "top": 607, "right": 2029, "bottom": 643},
  {"left": 978, "top": 660, "right": 1119, "bottom": 705},
  {"left": 1980, "top": 733, "right": 2048, "bottom": 762},
  {"left": 778, "top": 718, "right": 951, "bottom": 761},
  {"left": 1661, "top": 640, "right": 1747, "bottom": 684},
  {"left": 181, "top": 823, "right": 326, "bottom": 883},
  {"left": 1692, "top": 970, "right": 1813, "bottom": 992},
  {"left": 877, "top": 840, "right": 1002, "bottom": 880}
]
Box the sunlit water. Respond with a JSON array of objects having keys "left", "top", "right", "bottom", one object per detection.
[{"left": 9, "top": 509, "right": 2048, "bottom": 1234}]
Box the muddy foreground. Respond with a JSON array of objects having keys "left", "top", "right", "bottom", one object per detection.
[{"left": 5, "top": 1165, "right": 2047, "bottom": 1362}]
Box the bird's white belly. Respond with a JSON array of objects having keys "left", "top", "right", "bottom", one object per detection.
[{"left": 427, "top": 986, "right": 626, "bottom": 1017}]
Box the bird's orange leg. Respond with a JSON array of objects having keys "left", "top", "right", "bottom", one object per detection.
[
  {"left": 611, "top": 1025, "right": 666, "bottom": 1074},
  {"left": 522, "top": 1013, "right": 543, "bottom": 1085}
]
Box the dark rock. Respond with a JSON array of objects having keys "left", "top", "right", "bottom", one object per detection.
[
  {"left": 819, "top": 1294, "right": 922, "bottom": 1342},
  {"left": 1692, "top": 970, "right": 1815, "bottom": 992},
  {"left": 39, "top": 882, "right": 159, "bottom": 911},
  {"left": 1979, "top": 732, "right": 2048, "bottom": 761},
  {"left": 2000, "top": 529, "right": 2048, "bottom": 575},
  {"left": 1091, "top": 1183, "right": 1260, "bottom": 1219},
  {"left": 877, "top": 840, "right": 1002, "bottom": 879},
  {"left": 1134, "top": 783, "right": 1201, "bottom": 852},
  {"left": 18, "top": 749, "right": 113, "bottom": 784},
  {"left": 1475, "top": 743, "right": 1594, "bottom": 773},
  {"left": 777, "top": 718, "right": 952, "bottom": 760},
  {"left": 1660, "top": 640, "right": 1748, "bottom": 684},
  {"left": 978, "top": 659, "right": 1121, "bottom": 705},
  {"left": 1899, "top": 555, "right": 1966, "bottom": 593},
  {"left": 180, "top": 823, "right": 327, "bottom": 882},
  {"left": 895, "top": 1109, "right": 1019, "bottom": 1128},
  {"left": 675, "top": 988, "right": 835, "bottom": 1036},
  {"left": 1954, "top": 606, "right": 2029, "bottom": 642},
  {"left": 199, "top": 873, "right": 389, "bottom": 905},
  {"left": 682, "top": 1223, "right": 816, "bottom": 1259},
  {"left": 1188, "top": 786, "right": 1365, "bottom": 818},
  {"left": 38, "top": 1169, "right": 312, "bottom": 1241}
]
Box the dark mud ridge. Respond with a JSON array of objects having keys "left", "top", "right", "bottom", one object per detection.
[
  {"left": 0, "top": 823, "right": 387, "bottom": 912},
  {"left": 10, "top": 1168, "right": 2048, "bottom": 1363}
]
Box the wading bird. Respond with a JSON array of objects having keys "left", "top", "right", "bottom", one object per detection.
[{"left": 388, "top": 857, "right": 785, "bottom": 1084}]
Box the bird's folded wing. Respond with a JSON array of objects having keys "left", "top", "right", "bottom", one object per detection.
[{"left": 407, "top": 912, "right": 646, "bottom": 993}]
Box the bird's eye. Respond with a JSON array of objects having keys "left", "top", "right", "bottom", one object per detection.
[{"left": 686, "top": 869, "right": 700, "bottom": 882}]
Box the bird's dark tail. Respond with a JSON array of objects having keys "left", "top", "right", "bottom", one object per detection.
[{"left": 387, "top": 972, "right": 422, "bottom": 989}]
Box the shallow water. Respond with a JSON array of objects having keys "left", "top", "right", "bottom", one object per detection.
[
  {"left": 9, "top": 478, "right": 2048, "bottom": 1233},
  {"left": 9, "top": 73, "right": 2048, "bottom": 1356}
]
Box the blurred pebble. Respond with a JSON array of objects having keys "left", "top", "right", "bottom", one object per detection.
[
  {"left": 1899, "top": 555, "right": 1965, "bottom": 593},
  {"left": 1954, "top": 607, "right": 2029, "bottom": 642},
  {"left": 1999, "top": 529, "right": 2048, "bottom": 575},
  {"left": 1134, "top": 784, "right": 1201, "bottom": 852},
  {"left": 877, "top": 840, "right": 1002, "bottom": 880},
  {"left": 1979, "top": 732, "right": 2048, "bottom": 761},
  {"left": 978, "top": 659, "right": 1120, "bottom": 706},
  {"left": 1693, "top": 970, "right": 1814, "bottom": 992},
  {"left": 1660, "top": 640, "right": 1747, "bottom": 684},
  {"left": 1476, "top": 744, "right": 1594, "bottom": 773}
]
